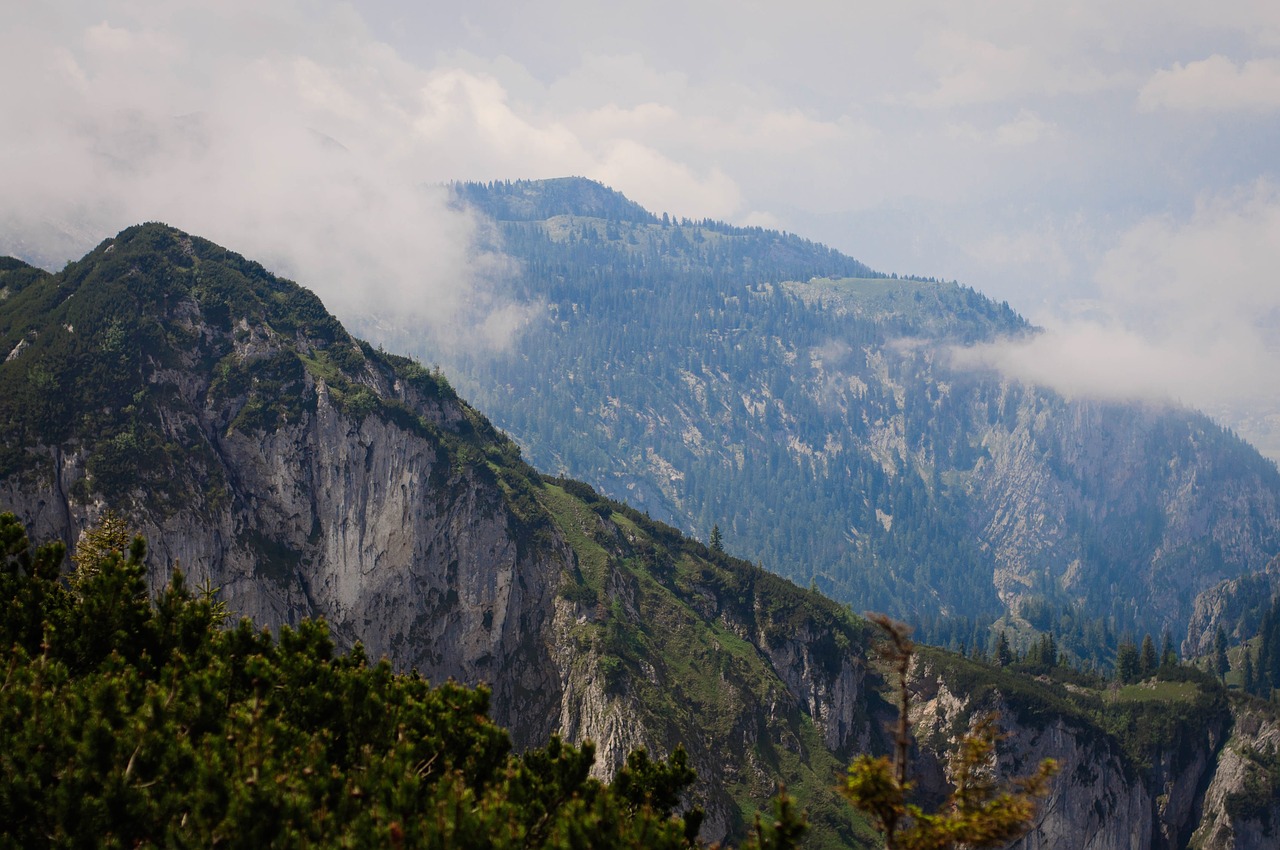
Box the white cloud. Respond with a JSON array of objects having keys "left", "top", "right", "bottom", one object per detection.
[
  {"left": 951, "top": 318, "right": 1262, "bottom": 404},
  {"left": 591, "top": 140, "right": 743, "bottom": 221},
  {"left": 904, "top": 30, "right": 1118, "bottom": 108},
  {"left": 994, "top": 110, "right": 1054, "bottom": 146},
  {"left": 1139, "top": 55, "right": 1280, "bottom": 112},
  {"left": 941, "top": 110, "right": 1054, "bottom": 147},
  {"left": 740, "top": 210, "right": 785, "bottom": 230},
  {"left": 0, "top": 4, "right": 525, "bottom": 352},
  {"left": 953, "top": 182, "right": 1280, "bottom": 453},
  {"left": 965, "top": 225, "right": 1074, "bottom": 283},
  {"left": 0, "top": 2, "right": 754, "bottom": 347}
]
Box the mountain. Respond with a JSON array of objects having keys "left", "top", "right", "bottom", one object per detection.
[
  {"left": 3, "top": 223, "right": 1279, "bottom": 848},
  {"left": 0, "top": 224, "right": 874, "bottom": 845},
  {"left": 422, "top": 177, "right": 1280, "bottom": 665}
]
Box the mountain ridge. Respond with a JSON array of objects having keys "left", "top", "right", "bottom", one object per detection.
[
  {"left": 425, "top": 177, "right": 1280, "bottom": 664},
  {"left": 0, "top": 222, "right": 876, "bottom": 844},
  {"left": 3, "top": 221, "right": 1279, "bottom": 847}
]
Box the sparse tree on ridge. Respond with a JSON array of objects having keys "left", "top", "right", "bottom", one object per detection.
[
  {"left": 1139, "top": 634, "right": 1157, "bottom": 679},
  {"left": 1160, "top": 630, "right": 1178, "bottom": 669},
  {"left": 1116, "top": 639, "right": 1139, "bottom": 684},
  {"left": 995, "top": 630, "right": 1014, "bottom": 667},
  {"left": 1214, "top": 627, "right": 1230, "bottom": 683}
]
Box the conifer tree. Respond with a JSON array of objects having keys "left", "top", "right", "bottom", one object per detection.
[
  {"left": 69, "top": 508, "right": 131, "bottom": 590},
  {"left": 0, "top": 515, "right": 717, "bottom": 850},
  {"left": 1214, "top": 627, "right": 1230, "bottom": 683},
  {"left": 1160, "top": 630, "right": 1178, "bottom": 669},
  {"left": 1139, "top": 634, "right": 1157, "bottom": 680},
  {"left": 1116, "top": 639, "right": 1139, "bottom": 684},
  {"left": 995, "top": 631, "right": 1014, "bottom": 667}
]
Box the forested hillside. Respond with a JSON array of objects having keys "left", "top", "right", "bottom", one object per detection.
[
  {"left": 422, "top": 178, "right": 1280, "bottom": 667},
  {"left": 3, "top": 222, "right": 1278, "bottom": 848},
  {"left": 0, "top": 225, "right": 877, "bottom": 846}
]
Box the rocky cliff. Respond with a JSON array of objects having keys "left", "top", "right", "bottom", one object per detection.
[
  {"left": 0, "top": 226, "right": 569, "bottom": 744},
  {"left": 0, "top": 224, "right": 876, "bottom": 845},
  {"left": 907, "top": 650, "right": 1280, "bottom": 850},
  {"left": 1190, "top": 703, "right": 1280, "bottom": 849},
  {"left": 3, "top": 223, "right": 1276, "bottom": 849},
  {"left": 1184, "top": 556, "right": 1280, "bottom": 657}
]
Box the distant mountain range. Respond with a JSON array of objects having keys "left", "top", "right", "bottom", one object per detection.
[
  {"left": 3, "top": 222, "right": 1278, "bottom": 848},
  {"left": 389, "top": 177, "right": 1280, "bottom": 664}
]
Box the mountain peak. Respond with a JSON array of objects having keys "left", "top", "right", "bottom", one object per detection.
[
  {"left": 0, "top": 223, "right": 370, "bottom": 490},
  {"left": 29, "top": 222, "right": 348, "bottom": 346},
  {"left": 451, "top": 177, "right": 659, "bottom": 224}
]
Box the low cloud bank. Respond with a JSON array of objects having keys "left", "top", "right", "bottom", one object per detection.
[
  {"left": 0, "top": 5, "right": 521, "bottom": 352},
  {"left": 952, "top": 183, "right": 1280, "bottom": 457},
  {"left": 0, "top": 4, "right": 736, "bottom": 354}
]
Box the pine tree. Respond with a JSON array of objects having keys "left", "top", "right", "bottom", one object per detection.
[
  {"left": 70, "top": 509, "right": 131, "bottom": 590},
  {"left": 710, "top": 524, "right": 724, "bottom": 553},
  {"left": 0, "top": 515, "right": 723, "bottom": 850},
  {"left": 1116, "top": 640, "right": 1139, "bottom": 684},
  {"left": 1139, "top": 634, "right": 1157, "bottom": 680},
  {"left": 1160, "top": 630, "right": 1178, "bottom": 669},
  {"left": 1214, "top": 627, "right": 1230, "bottom": 683},
  {"left": 995, "top": 631, "right": 1014, "bottom": 667}
]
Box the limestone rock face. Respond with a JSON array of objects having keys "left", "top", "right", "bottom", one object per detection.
[
  {"left": 760, "top": 620, "right": 869, "bottom": 754},
  {"left": 1191, "top": 707, "right": 1280, "bottom": 850},
  {"left": 1006, "top": 717, "right": 1154, "bottom": 850},
  {"left": 1184, "top": 557, "right": 1280, "bottom": 657},
  {"left": 909, "top": 665, "right": 1155, "bottom": 850},
  {"left": 0, "top": 227, "right": 569, "bottom": 746},
  {"left": 962, "top": 394, "right": 1280, "bottom": 649},
  {"left": 904, "top": 659, "right": 1280, "bottom": 850},
  {"left": 7, "top": 369, "right": 569, "bottom": 746}
]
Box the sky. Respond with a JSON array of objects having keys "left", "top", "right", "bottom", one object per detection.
[{"left": 3, "top": 1, "right": 1279, "bottom": 455}]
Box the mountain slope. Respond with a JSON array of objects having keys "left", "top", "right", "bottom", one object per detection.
[
  {"left": 0, "top": 224, "right": 878, "bottom": 845},
  {"left": 0, "top": 225, "right": 565, "bottom": 746},
  {"left": 3, "top": 223, "right": 1277, "bottom": 849},
  {"left": 423, "top": 178, "right": 1280, "bottom": 663}
]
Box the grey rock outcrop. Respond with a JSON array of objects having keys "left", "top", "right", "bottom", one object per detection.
[
  {"left": 1191, "top": 705, "right": 1280, "bottom": 850},
  {"left": 1185, "top": 557, "right": 1280, "bottom": 657},
  {"left": 909, "top": 664, "right": 1157, "bottom": 850}
]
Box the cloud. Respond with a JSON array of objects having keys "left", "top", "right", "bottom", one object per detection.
[
  {"left": 0, "top": 3, "right": 530, "bottom": 353},
  {"left": 903, "top": 31, "right": 1118, "bottom": 108},
  {"left": 1139, "top": 55, "right": 1280, "bottom": 112},
  {"left": 943, "top": 110, "right": 1054, "bottom": 147},
  {"left": 951, "top": 318, "right": 1260, "bottom": 403},
  {"left": 0, "top": 4, "right": 763, "bottom": 324},
  {"left": 0, "top": 4, "right": 747, "bottom": 353},
  {"left": 591, "top": 140, "right": 744, "bottom": 221},
  {"left": 964, "top": 224, "right": 1075, "bottom": 283},
  {"left": 5, "top": 0, "right": 1280, "bottom": 458},
  {"left": 952, "top": 182, "right": 1280, "bottom": 453},
  {"left": 994, "top": 110, "right": 1055, "bottom": 146}
]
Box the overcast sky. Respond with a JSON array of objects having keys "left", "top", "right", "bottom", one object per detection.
[{"left": 3, "top": 1, "right": 1279, "bottom": 455}]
